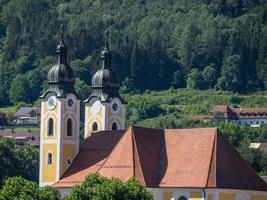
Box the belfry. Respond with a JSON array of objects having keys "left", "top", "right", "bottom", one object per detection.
[
  {"left": 84, "top": 30, "right": 125, "bottom": 138},
  {"left": 39, "top": 27, "right": 267, "bottom": 200},
  {"left": 39, "top": 25, "right": 80, "bottom": 186}
]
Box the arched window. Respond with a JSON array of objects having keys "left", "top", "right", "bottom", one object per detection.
[
  {"left": 178, "top": 196, "right": 188, "bottom": 200},
  {"left": 47, "top": 152, "right": 52, "bottom": 165},
  {"left": 92, "top": 122, "right": 98, "bottom": 131},
  {"left": 67, "top": 119, "right": 73, "bottom": 136},
  {"left": 112, "top": 122, "right": 117, "bottom": 130},
  {"left": 48, "top": 118, "right": 54, "bottom": 136}
]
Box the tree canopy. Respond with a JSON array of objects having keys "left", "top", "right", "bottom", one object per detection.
[
  {"left": 65, "top": 173, "right": 153, "bottom": 200},
  {"left": 0, "top": 137, "right": 38, "bottom": 187},
  {"left": 0, "top": 0, "right": 266, "bottom": 105}
]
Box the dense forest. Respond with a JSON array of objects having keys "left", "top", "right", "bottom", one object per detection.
[{"left": 0, "top": 0, "right": 266, "bottom": 105}]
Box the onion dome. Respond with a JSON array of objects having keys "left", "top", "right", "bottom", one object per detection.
[
  {"left": 85, "top": 30, "right": 122, "bottom": 103},
  {"left": 41, "top": 25, "right": 75, "bottom": 98}
]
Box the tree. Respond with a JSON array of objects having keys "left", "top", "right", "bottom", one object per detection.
[
  {"left": 186, "top": 68, "right": 204, "bottom": 89},
  {"left": 0, "top": 137, "right": 39, "bottom": 186},
  {"left": 74, "top": 78, "right": 91, "bottom": 100},
  {"left": 0, "top": 177, "right": 61, "bottom": 200},
  {"left": 65, "top": 173, "right": 153, "bottom": 200},
  {"left": 172, "top": 70, "right": 186, "bottom": 89},
  {"left": 9, "top": 74, "right": 31, "bottom": 104},
  {"left": 202, "top": 64, "right": 218, "bottom": 89},
  {"left": 217, "top": 54, "right": 242, "bottom": 92}
]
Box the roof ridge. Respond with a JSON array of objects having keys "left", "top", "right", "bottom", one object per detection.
[
  {"left": 157, "top": 132, "right": 166, "bottom": 186},
  {"left": 205, "top": 129, "right": 217, "bottom": 187},
  {"left": 132, "top": 126, "right": 145, "bottom": 185},
  {"left": 131, "top": 126, "right": 135, "bottom": 178}
]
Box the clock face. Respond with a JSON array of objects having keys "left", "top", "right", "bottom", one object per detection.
[
  {"left": 111, "top": 100, "right": 120, "bottom": 114},
  {"left": 66, "top": 95, "right": 76, "bottom": 109},
  {"left": 47, "top": 97, "right": 57, "bottom": 110},
  {"left": 112, "top": 103, "right": 118, "bottom": 112},
  {"left": 67, "top": 99, "right": 74, "bottom": 107},
  {"left": 91, "top": 101, "right": 101, "bottom": 115}
]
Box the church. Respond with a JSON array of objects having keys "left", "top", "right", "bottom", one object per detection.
[{"left": 39, "top": 27, "right": 267, "bottom": 200}]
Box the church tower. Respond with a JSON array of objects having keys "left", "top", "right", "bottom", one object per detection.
[
  {"left": 84, "top": 31, "right": 125, "bottom": 138},
  {"left": 39, "top": 25, "right": 80, "bottom": 186}
]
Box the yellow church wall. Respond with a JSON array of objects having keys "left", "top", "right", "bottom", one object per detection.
[
  {"left": 42, "top": 112, "right": 58, "bottom": 140},
  {"left": 190, "top": 192, "right": 202, "bottom": 200},
  {"left": 108, "top": 117, "right": 122, "bottom": 129},
  {"left": 63, "top": 100, "right": 78, "bottom": 114},
  {"left": 42, "top": 144, "right": 57, "bottom": 182},
  {"left": 86, "top": 105, "right": 103, "bottom": 130},
  {"left": 219, "top": 193, "right": 235, "bottom": 200},
  {"left": 251, "top": 195, "right": 267, "bottom": 200},
  {"left": 63, "top": 113, "right": 77, "bottom": 140},
  {"left": 61, "top": 144, "right": 76, "bottom": 175},
  {"left": 163, "top": 192, "right": 172, "bottom": 200}
]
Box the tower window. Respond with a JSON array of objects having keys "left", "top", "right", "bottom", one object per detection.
[
  {"left": 67, "top": 119, "right": 73, "bottom": 136},
  {"left": 178, "top": 197, "right": 188, "bottom": 200},
  {"left": 48, "top": 118, "right": 54, "bottom": 136},
  {"left": 112, "top": 122, "right": 118, "bottom": 130},
  {"left": 92, "top": 122, "right": 98, "bottom": 131},
  {"left": 47, "top": 152, "right": 53, "bottom": 165}
]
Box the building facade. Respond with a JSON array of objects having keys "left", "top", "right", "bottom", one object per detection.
[
  {"left": 194, "top": 105, "right": 267, "bottom": 127},
  {"left": 39, "top": 28, "right": 267, "bottom": 200},
  {"left": 39, "top": 26, "right": 80, "bottom": 186}
]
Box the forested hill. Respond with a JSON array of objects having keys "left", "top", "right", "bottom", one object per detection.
[{"left": 0, "top": 0, "right": 266, "bottom": 106}]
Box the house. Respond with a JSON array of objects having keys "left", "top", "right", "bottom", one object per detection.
[
  {"left": 0, "top": 129, "right": 39, "bottom": 147},
  {"left": 194, "top": 105, "right": 267, "bottom": 126},
  {"left": 14, "top": 107, "right": 41, "bottom": 125},
  {"left": 249, "top": 143, "right": 267, "bottom": 152},
  {"left": 38, "top": 28, "right": 267, "bottom": 200}
]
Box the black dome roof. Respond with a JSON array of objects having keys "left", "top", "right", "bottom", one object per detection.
[
  {"left": 84, "top": 30, "right": 123, "bottom": 103},
  {"left": 47, "top": 63, "right": 75, "bottom": 84},
  {"left": 92, "top": 67, "right": 119, "bottom": 89},
  {"left": 41, "top": 25, "right": 76, "bottom": 98}
]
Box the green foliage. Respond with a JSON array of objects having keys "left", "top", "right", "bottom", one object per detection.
[
  {"left": 186, "top": 68, "right": 204, "bottom": 89},
  {"left": 217, "top": 55, "right": 242, "bottom": 92},
  {"left": 0, "top": 0, "right": 266, "bottom": 104},
  {"left": 74, "top": 78, "right": 91, "bottom": 100},
  {"left": 0, "top": 177, "right": 61, "bottom": 200},
  {"left": 172, "top": 70, "right": 185, "bottom": 89},
  {"left": 9, "top": 74, "right": 31, "bottom": 104},
  {"left": 202, "top": 64, "right": 218, "bottom": 89},
  {"left": 65, "top": 173, "right": 153, "bottom": 200},
  {"left": 0, "top": 137, "right": 38, "bottom": 186}
]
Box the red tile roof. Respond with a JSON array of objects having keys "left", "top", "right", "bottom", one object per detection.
[
  {"left": 0, "top": 130, "right": 40, "bottom": 146},
  {"left": 194, "top": 105, "right": 267, "bottom": 121},
  {"left": 53, "top": 126, "right": 267, "bottom": 191}
]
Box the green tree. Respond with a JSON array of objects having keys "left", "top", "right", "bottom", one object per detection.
[
  {"left": 202, "top": 64, "right": 218, "bottom": 89},
  {"left": 65, "top": 173, "right": 153, "bottom": 200},
  {"left": 74, "top": 78, "right": 91, "bottom": 100},
  {"left": 217, "top": 54, "right": 242, "bottom": 92},
  {"left": 0, "top": 177, "right": 61, "bottom": 200},
  {"left": 186, "top": 68, "right": 204, "bottom": 89},
  {"left": 0, "top": 137, "right": 39, "bottom": 186},
  {"left": 9, "top": 74, "right": 31, "bottom": 104},
  {"left": 171, "top": 70, "right": 185, "bottom": 89}
]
